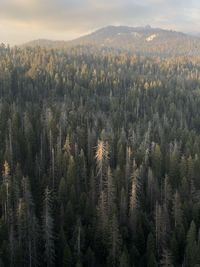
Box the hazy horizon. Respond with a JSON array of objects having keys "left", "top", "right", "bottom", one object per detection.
[{"left": 1, "top": 0, "right": 200, "bottom": 45}]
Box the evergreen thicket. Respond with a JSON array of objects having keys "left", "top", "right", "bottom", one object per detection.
[{"left": 0, "top": 44, "right": 200, "bottom": 266}]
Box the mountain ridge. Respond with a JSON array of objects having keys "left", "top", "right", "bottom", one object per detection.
[{"left": 20, "top": 25, "right": 200, "bottom": 56}]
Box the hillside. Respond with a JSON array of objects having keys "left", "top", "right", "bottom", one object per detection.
[{"left": 21, "top": 25, "right": 200, "bottom": 56}]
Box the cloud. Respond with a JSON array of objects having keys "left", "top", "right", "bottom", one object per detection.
[{"left": 0, "top": 0, "right": 199, "bottom": 44}]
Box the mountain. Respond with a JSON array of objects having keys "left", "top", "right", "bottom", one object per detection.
[{"left": 21, "top": 25, "right": 200, "bottom": 56}]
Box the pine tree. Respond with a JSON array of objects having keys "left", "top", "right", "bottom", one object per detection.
[
  {"left": 155, "top": 201, "right": 162, "bottom": 256},
  {"left": 186, "top": 221, "right": 198, "bottom": 267},
  {"left": 20, "top": 177, "right": 38, "bottom": 267},
  {"left": 147, "top": 168, "right": 158, "bottom": 212},
  {"left": 172, "top": 191, "right": 182, "bottom": 227},
  {"left": 119, "top": 187, "right": 127, "bottom": 225},
  {"left": 107, "top": 214, "right": 121, "bottom": 267},
  {"left": 42, "top": 187, "right": 55, "bottom": 267},
  {"left": 129, "top": 166, "right": 140, "bottom": 234},
  {"left": 146, "top": 233, "right": 157, "bottom": 267},
  {"left": 125, "top": 146, "right": 131, "bottom": 193},
  {"left": 95, "top": 140, "right": 109, "bottom": 193},
  {"left": 2, "top": 161, "right": 11, "bottom": 222},
  {"left": 163, "top": 175, "right": 172, "bottom": 209},
  {"left": 85, "top": 247, "right": 95, "bottom": 267},
  {"left": 58, "top": 177, "right": 67, "bottom": 205},
  {"left": 105, "top": 167, "right": 116, "bottom": 218},
  {"left": 160, "top": 249, "right": 173, "bottom": 267},
  {"left": 119, "top": 248, "right": 129, "bottom": 267},
  {"left": 97, "top": 190, "right": 108, "bottom": 231},
  {"left": 152, "top": 143, "right": 162, "bottom": 179}
]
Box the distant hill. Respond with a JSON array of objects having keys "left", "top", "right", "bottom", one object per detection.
[
  {"left": 21, "top": 25, "right": 200, "bottom": 56},
  {"left": 20, "top": 39, "right": 68, "bottom": 49}
]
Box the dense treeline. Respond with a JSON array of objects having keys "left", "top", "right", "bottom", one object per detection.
[{"left": 0, "top": 43, "right": 200, "bottom": 266}]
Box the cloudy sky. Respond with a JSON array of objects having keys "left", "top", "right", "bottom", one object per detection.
[{"left": 0, "top": 0, "right": 200, "bottom": 45}]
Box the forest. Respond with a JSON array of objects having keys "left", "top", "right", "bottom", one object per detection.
[{"left": 0, "top": 43, "right": 200, "bottom": 267}]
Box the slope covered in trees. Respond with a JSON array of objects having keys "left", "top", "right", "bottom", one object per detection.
[
  {"left": 21, "top": 26, "right": 200, "bottom": 57},
  {"left": 0, "top": 43, "right": 200, "bottom": 266}
]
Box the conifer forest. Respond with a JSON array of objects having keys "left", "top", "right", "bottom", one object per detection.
[{"left": 0, "top": 43, "right": 200, "bottom": 267}]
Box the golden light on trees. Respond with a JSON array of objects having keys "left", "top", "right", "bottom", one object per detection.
[
  {"left": 3, "top": 160, "right": 10, "bottom": 177},
  {"left": 95, "top": 140, "right": 108, "bottom": 163},
  {"left": 63, "top": 137, "right": 71, "bottom": 155}
]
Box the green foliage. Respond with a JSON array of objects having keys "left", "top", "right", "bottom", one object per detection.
[
  {"left": 186, "top": 221, "right": 198, "bottom": 267},
  {"left": 0, "top": 44, "right": 200, "bottom": 266}
]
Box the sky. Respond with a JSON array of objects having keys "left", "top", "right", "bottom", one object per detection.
[{"left": 0, "top": 0, "right": 200, "bottom": 45}]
